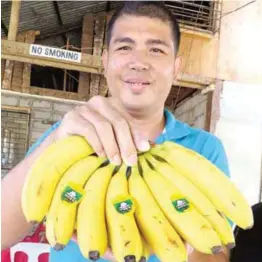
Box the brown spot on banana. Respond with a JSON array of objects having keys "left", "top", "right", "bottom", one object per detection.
[
  {"left": 211, "top": 246, "right": 223, "bottom": 254},
  {"left": 139, "top": 256, "right": 146, "bottom": 262},
  {"left": 89, "top": 251, "right": 100, "bottom": 261},
  {"left": 53, "top": 243, "right": 65, "bottom": 251},
  {"left": 124, "top": 255, "right": 136, "bottom": 262},
  {"left": 125, "top": 241, "right": 131, "bottom": 247}
]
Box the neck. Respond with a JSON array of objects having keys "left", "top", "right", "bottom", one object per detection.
[{"left": 109, "top": 97, "right": 166, "bottom": 141}]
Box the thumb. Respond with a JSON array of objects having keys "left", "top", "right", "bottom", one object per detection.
[{"left": 132, "top": 131, "right": 151, "bottom": 153}]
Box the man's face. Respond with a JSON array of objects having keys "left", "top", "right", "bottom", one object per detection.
[{"left": 103, "top": 15, "right": 181, "bottom": 112}]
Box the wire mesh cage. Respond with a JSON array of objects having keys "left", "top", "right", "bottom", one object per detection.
[
  {"left": 1, "top": 107, "right": 30, "bottom": 178},
  {"left": 165, "top": 1, "right": 222, "bottom": 34}
]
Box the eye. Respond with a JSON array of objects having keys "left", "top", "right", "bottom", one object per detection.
[
  {"left": 150, "top": 48, "right": 164, "bottom": 54},
  {"left": 116, "top": 46, "right": 131, "bottom": 51}
]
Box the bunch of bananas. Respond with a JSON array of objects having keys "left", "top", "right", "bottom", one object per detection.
[{"left": 22, "top": 135, "right": 254, "bottom": 262}]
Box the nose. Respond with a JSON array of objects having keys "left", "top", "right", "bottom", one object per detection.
[{"left": 129, "top": 51, "right": 150, "bottom": 72}]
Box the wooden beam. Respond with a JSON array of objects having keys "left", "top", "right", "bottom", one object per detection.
[
  {"left": 2, "top": 0, "right": 21, "bottom": 90},
  {"left": 2, "top": 39, "right": 103, "bottom": 74},
  {"left": 2, "top": 39, "right": 214, "bottom": 89},
  {"left": 1, "top": 104, "right": 31, "bottom": 114},
  {"left": 180, "top": 26, "right": 213, "bottom": 40},
  {"left": 36, "top": 25, "right": 82, "bottom": 40},
  {"left": 23, "top": 85, "right": 89, "bottom": 101}
]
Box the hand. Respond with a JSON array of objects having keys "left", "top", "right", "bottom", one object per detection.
[
  {"left": 103, "top": 248, "right": 118, "bottom": 262},
  {"left": 188, "top": 247, "right": 229, "bottom": 262},
  {"left": 54, "top": 96, "right": 150, "bottom": 166}
]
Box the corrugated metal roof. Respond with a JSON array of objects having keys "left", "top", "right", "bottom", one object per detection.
[
  {"left": 1, "top": 1, "right": 220, "bottom": 39},
  {"left": 1, "top": 29, "right": 6, "bottom": 38}
]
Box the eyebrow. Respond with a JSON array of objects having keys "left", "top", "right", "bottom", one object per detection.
[
  {"left": 146, "top": 39, "right": 170, "bottom": 48},
  {"left": 113, "top": 37, "right": 170, "bottom": 48},
  {"left": 113, "top": 37, "right": 135, "bottom": 44}
]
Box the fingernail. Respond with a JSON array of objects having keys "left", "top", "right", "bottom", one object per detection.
[
  {"left": 124, "top": 154, "right": 137, "bottom": 166},
  {"left": 137, "top": 140, "right": 150, "bottom": 152},
  {"left": 110, "top": 154, "right": 122, "bottom": 166},
  {"left": 71, "top": 233, "right": 77, "bottom": 243}
]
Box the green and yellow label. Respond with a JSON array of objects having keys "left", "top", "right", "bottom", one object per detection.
[
  {"left": 114, "top": 199, "right": 134, "bottom": 214},
  {"left": 172, "top": 198, "right": 190, "bottom": 213},
  {"left": 112, "top": 195, "right": 135, "bottom": 214},
  {"left": 61, "top": 182, "right": 84, "bottom": 204}
]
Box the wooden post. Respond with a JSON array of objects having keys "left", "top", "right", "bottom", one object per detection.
[
  {"left": 204, "top": 92, "right": 213, "bottom": 132},
  {"left": 208, "top": 80, "right": 223, "bottom": 134},
  {"left": 8, "top": 0, "right": 21, "bottom": 41},
  {"left": 2, "top": 0, "right": 21, "bottom": 90},
  {"left": 63, "top": 37, "right": 70, "bottom": 91},
  {"left": 22, "top": 30, "right": 40, "bottom": 92},
  {"left": 1, "top": 59, "right": 6, "bottom": 82},
  {"left": 99, "top": 12, "right": 113, "bottom": 97},
  {"left": 78, "top": 15, "right": 94, "bottom": 96},
  {"left": 11, "top": 33, "right": 24, "bottom": 91},
  {"left": 90, "top": 13, "right": 106, "bottom": 98}
]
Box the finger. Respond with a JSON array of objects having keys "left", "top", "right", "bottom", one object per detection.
[
  {"left": 106, "top": 97, "right": 150, "bottom": 153},
  {"left": 71, "top": 231, "right": 77, "bottom": 243},
  {"left": 76, "top": 105, "right": 121, "bottom": 165},
  {"left": 131, "top": 130, "right": 151, "bottom": 153},
  {"left": 59, "top": 110, "right": 106, "bottom": 157},
  {"left": 87, "top": 101, "right": 139, "bottom": 166},
  {"left": 103, "top": 248, "right": 118, "bottom": 262}
]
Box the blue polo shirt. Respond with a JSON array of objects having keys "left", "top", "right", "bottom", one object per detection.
[{"left": 26, "top": 108, "right": 230, "bottom": 262}]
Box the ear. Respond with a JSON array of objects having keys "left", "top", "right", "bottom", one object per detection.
[
  {"left": 102, "top": 49, "right": 108, "bottom": 77},
  {"left": 173, "top": 56, "right": 182, "bottom": 83}
]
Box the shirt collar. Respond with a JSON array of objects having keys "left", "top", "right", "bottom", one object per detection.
[{"left": 157, "top": 108, "right": 191, "bottom": 142}]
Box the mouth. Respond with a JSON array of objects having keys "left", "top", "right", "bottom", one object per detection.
[
  {"left": 124, "top": 80, "right": 151, "bottom": 86},
  {"left": 123, "top": 79, "right": 150, "bottom": 94}
]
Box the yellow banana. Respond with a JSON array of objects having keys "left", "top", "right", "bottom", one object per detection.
[
  {"left": 150, "top": 141, "right": 253, "bottom": 229},
  {"left": 145, "top": 153, "right": 235, "bottom": 248},
  {"left": 77, "top": 162, "right": 116, "bottom": 261},
  {"left": 139, "top": 236, "right": 151, "bottom": 262},
  {"left": 45, "top": 155, "right": 105, "bottom": 249},
  {"left": 22, "top": 135, "right": 94, "bottom": 223},
  {"left": 139, "top": 156, "right": 222, "bottom": 255},
  {"left": 128, "top": 166, "right": 187, "bottom": 262},
  {"left": 106, "top": 165, "right": 142, "bottom": 262}
]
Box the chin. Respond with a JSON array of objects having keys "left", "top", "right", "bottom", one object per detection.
[{"left": 121, "top": 96, "right": 153, "bottom": 111}]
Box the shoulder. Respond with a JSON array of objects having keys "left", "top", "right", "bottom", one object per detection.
[
  {"left": 175, "top": 120, "right": 224, "bottom": 153},
  {"left": 25, "top": 121, "right": 61, "bottom": 157}
]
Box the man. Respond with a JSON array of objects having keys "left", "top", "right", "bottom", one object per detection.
[{"left": 1, "top": 2, "right": 231, "bottom": 261}]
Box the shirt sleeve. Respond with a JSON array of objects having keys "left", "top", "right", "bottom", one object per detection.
[
  {"left": 207, "top": 137, "right": 230, "bottom": 178},
  {"left": 25, "top": 121, "right": 61, "bottom": 157}
]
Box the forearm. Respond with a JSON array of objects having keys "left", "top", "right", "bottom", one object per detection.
[
  {"left": 1, "top": 131, "right": 55, "bottom": 250},
  {"left": 189, "top": 248, "right": 229, "bottom": 262}
]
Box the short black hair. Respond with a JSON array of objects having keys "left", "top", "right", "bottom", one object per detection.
[{"left": 106, "top": 1, "right": 181, "bottom": 54}]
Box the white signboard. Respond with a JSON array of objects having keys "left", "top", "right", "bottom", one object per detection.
[{"left": 29, "top": 44, "right": 81, "bottom": 63}]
